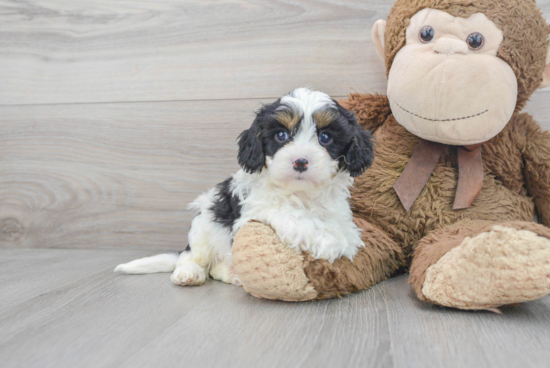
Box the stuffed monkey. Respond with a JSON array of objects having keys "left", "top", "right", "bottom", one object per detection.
[{"left": 232, "top": 0, "right": 550, "bottom": 310}]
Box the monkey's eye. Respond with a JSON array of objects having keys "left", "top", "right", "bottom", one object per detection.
[
  {"left": 275, "top": 131, "right": 290, "bottom": 143},
  {"left": 419, "top": 26, "right": 435, "bottom": 43},
  {"left": 467, "top": 32, "right": 484, "bottom": 50},
  {"left": 319, "top": 132, "right": 333, "bottom": 145}
]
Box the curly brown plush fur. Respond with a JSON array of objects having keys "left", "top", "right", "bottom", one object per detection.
[
  {"left": 302, "top": 218, "right": 404, "bottom": 300},
  {"left": 347, "top": 107, "right": 547, "bottom": 256},
  {"left": 232, "top": 0, "right": 550, "bottom": 308}
]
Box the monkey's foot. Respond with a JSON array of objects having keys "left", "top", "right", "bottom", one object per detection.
[{"left": 422, "top": 226, "right": 550, "bottom": 309}]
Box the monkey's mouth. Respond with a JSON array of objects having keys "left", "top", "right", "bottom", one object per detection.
[{"left": 396, "top": 102, "right": 489, "bottom": 122}]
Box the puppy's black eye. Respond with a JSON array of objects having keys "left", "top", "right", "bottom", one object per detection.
[
  {"left": 275, "top": 131, "right": 289, "bottom": 143},
  {"left": 319, "top": 132, "right": 333, "bottom": 145},
  {"left": 467, "top": 32, "right": 484, "bottom": 50},
  {"left": 419, "top": 26, "right": 435, "bottom": 43}
]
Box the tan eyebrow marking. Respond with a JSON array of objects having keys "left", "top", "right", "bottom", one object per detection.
[
  {"left": 313, "top": 110, "right": 336, "bottom": 129},
  {"left": 275, "top": 110, "right": 301, "bottom": 130}
]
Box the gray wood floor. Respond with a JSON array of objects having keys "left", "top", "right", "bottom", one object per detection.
[
  {"left": 2, "top": 1, "right": 550, "bottom": 367},
  {"left": 2, "top": 248, "right": 550, "bottom": 368}
]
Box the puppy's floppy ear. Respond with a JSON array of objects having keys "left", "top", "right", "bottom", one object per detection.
[
  {"left": 237, "top": 117, "right": 265, "bottom": 173},
  {"left": 335, "top": 103, "right": 374, "bottom": 177},
  {"left": 345, "top": 127, "right": 374, "bottom": 177}
]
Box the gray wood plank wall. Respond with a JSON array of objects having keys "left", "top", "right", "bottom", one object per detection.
[{"left": 1, "top": 0, "right": 549, "bottom": 250}]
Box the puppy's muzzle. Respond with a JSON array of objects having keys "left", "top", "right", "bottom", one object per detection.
[{"left": 293, "top": 158, "right": 308, "bottom": 173}]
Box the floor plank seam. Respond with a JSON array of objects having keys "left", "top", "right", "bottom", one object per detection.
[
  {"left": 0, "top": 96, "right": 350, "bottom": 108},
  {"left": 378, "top": 283, "right": 397, "bottom": 368},
  {"left": 0, "top": 266, "right": 123, "bottom": 316},
  {"left": 110, "top": 282, "right": 247, "bottom": 367},
  {"left": 0, "top": 273, "right": 120, "bottom": 347},
  {"left": 294, "top": 301, "right": 330, "bottom": 368}
]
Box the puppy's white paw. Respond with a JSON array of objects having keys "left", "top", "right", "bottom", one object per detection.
[
  {"left": 170, "top": 263, "right": 207, "bottom": 286},
  {"left": 312, "top": 230, "right": 343, "bottom": 262},
  {"left": 210, "top": 263, "right": 241, "bottom": 286},
  {"left": 230, "top": 267, "right": 242, "bottom": 286}
]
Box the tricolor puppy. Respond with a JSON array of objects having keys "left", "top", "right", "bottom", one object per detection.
[{"left": 115, "top": 88, "right": 374, "bottom": 286}]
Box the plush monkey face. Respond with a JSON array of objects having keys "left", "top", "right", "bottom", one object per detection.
[
  {"left": 372, "top": 2, "right": 550, "bottom": 146},
  {"left": 388, "top": 9, "right": 517, "bottom": 145}
]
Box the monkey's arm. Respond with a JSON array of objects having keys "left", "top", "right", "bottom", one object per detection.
[
  {"left": 521, "top": 114, "right": 550, "bottom": 227},
  {"left": 339, "top": 93, "right": 391, "bottom": 132}
]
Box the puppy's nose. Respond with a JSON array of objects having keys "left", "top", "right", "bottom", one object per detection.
[{"left": 293, "top": 158, "right": 308, "bottom": 173}]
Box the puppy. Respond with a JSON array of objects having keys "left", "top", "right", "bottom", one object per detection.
[{"left": 115, "top": 88, "right": 374, "bottom": 286}]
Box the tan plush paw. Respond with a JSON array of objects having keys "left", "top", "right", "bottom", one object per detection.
[
  {"left": 232, "top": 222, "right": 318, "bottom": 302},
  {"left": 422, "top": 226, "right": 550, "bottom": 310}
]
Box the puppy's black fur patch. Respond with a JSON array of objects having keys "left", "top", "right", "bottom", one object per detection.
[
  {"left": 316, "top": 101, "right": 374, "bottom": 177},
  {"left": 209, "top": 177, "right": 242, "bottom": 230},
  {"left": 238, "top": 99, "right": 299, "bottom": 173},
  {"left": 344, "top": 128, "right": 374, "bottom": 177},
  {"left": 237, "top": 102, "right": 277, "bottom": 173}
]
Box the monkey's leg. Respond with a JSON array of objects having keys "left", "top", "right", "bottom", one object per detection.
[
  {"left": 232, "top": 219, "right": 404, "bottom": 302},
  {"left": 409, "top": 220, "right": 550, "bottom": 310}
]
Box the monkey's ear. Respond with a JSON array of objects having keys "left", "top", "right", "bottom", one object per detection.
[
  {"left": 540, "top": 42, "right": 550, "bottom": 89},
  {"left": 372, "top": 19, "right": 386, "bottom": 64}
]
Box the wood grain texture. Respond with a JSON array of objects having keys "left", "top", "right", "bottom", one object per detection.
[
  {"left": 0, "top": 248, "right": 393, "bottom": 368},
  {"left": 380, "top": 276, "right": 550, "bottom": 368},
  {"left": 0, "top": 248, "right": 153, "bottom": 327},
  {"left": 0, "top": 0, "right": 392, "bottom": 105},
  {"left": 0, "top": 99, "right": 267, "bottom": 249},
  {"left": 1, "top": 0, "right": 547, "bottom": 106},
  {"left": 0, "top": 0, "right": 549, "bottom": 250},
  {"left": 2, "top": 249, "right": 550, "bottom": 368}
]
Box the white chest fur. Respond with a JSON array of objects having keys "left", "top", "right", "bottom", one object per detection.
[{"left": 231, "top": 170, "right": 364, "bottom": 262}]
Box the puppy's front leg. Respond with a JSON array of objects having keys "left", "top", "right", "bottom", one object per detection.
[
  {"left": 312, "top": 230, "right": 343, "bottom": 262},
  {"left": 269, "top": 216, "right": 311, "bottom": 252}
]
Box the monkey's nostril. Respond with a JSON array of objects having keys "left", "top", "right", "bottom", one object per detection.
[{"left": 293, "top": 158, "right": 308, "bottom": 173}]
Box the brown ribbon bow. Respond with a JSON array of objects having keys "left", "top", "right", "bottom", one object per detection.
[{"left": 393, "top": 139, "right": 484, "bottom": 212}]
